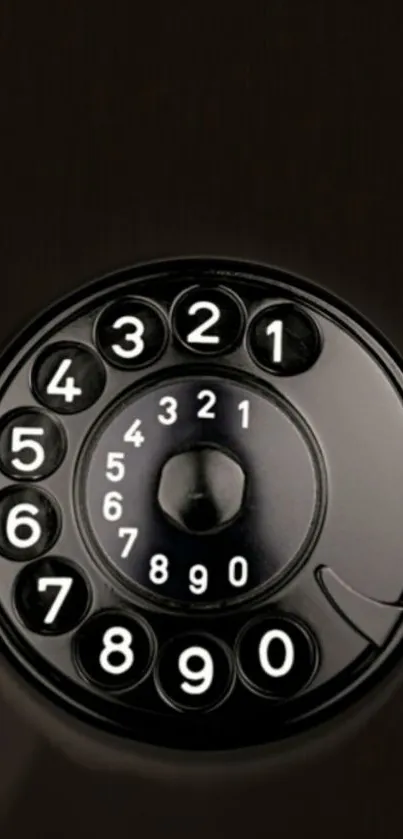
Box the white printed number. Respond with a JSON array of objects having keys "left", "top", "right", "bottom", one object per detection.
[
  {"left": 11, "top": 427, "right": 45, "bottom": 472},
  {"left": 228, "top": 556, "right": 248, "bottom": 588},
  {"left": 119, "top": 527, "right": 138, "bottom": 558},
  {"left": 38, "top": 577, "right": 73, "bottom": 624},
  {"left": 189, "top": 565, "right": 208, "bottom": 594},
  {"left": 237, "top": 400, "right": 250, "bottom": 430},
  {"left": 112, "top": 316, "right": 145, "bottom": 359},
  {"left": 106, "top": 452, "right": 125, "bottom": 482},
  {"left": 102, "top": 491, "right": 123, "bottom": 522},
  {"left": 149, "top": 554, "right": 169, "bottom": 585},
  {"left": 197, "top": 390, "right": 216, "bottom": 419},
  {"left": 46, "top": 359, "right": 82, "bottom": 404},
  {"left": 158, "top": 396, "right": 178, "bottom": 426},
  {"left": 186, "top": 302, "right": 221, "bottom": 345},
  {"left": 266, "top": 319, "right": 284, "bottom": 364},
  {"left": 124, "top": 419, "right": 145, "bottom": 448},
  {"left": 179, "top": 646, "right": 214, "bottom": 695},
  {"left": 99, "top": 627, "right": 134, "bottom": 675},
  {"left": 6, "top": 503, "right": 41, "bottom": 549},
  {"left": 259, "top": 630, "right": 295, "bottom": 678}
]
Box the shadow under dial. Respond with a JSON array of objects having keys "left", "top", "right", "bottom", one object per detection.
[{"left": 79, "top": 374, "right": 324, "bottom": 609}]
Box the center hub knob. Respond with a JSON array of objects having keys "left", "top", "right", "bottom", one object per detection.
[{"left": 157, "top": 446, "right": 246, "bottom": 534}]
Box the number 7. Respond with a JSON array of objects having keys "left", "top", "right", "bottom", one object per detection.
[
  {"left": 118, "top": 527, "right": 139, "bottom": 558},
  {"left": 38, "top": 577, "right": 73, "bottom": 624}
]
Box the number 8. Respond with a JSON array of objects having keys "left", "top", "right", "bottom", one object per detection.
[{"left": 99, "top": 627, "right": 134, "bottom": 675}]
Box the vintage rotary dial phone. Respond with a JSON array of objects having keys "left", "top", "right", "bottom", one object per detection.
[{"left": 0, "top": 257, "right": 402, "bottom": 756}]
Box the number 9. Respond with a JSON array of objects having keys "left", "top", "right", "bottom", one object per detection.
[
  {"left": 179, "top": 646, "right": 214, "bottom": 695},
  {"left": 189, "top": 564, "right": 208, "bottom": 594}
]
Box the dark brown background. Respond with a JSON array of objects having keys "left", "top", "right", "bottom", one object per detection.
[{"left": 0, "top": 2, "right": 403, "bottom": 837}]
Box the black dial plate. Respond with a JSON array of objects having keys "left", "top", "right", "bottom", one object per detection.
[
  {"left": 0, "top": 257, "right": 402, "bottom": 751},
  {"left": 80, "top": 374, "right": 323, "bottom": 608}
]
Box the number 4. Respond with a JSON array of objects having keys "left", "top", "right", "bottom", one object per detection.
[
  {"left": 38, "top": 577, "right": 73, "bottom": 624},
  {"left": 47, "top": 359, "right": 82, "bottom": 404}
]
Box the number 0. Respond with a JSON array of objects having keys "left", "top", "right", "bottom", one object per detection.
[{"left": 259, "top": 629, "right": 295, "bottom": 677}]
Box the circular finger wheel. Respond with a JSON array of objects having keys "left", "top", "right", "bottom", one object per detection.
[{"left": 0, "top": 257, "right": 403, "bottom": 751}]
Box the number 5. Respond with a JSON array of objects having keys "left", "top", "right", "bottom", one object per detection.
[
  {"left": 11, "top": 427, "right": 45, "bottom": 472},
  {"left": 38, "top": 577, "right": 73, "bottom": 624}
]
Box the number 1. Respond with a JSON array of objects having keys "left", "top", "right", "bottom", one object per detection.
[
  {"left": 266, "top": 319, "right": 284, "bottom": 363},
  {"left": 238, "top": 400, "right": 250, "bottom": 429}
]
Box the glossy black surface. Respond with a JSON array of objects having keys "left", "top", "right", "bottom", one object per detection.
[
  {"left": 0, "top": 487, "right": 60, "bottom": 561},
  {"left": 248, "top": 303, "right": 322, "bottom": 375},
  {"left": 157, "top": 446, "right": 246, "bottom": 534},
  {"left": 0, "top": 410, "right": 66, "bottom": 481},
  {"left": 236, "top": 615, "right": 319, "bottom": 698},
  {"left": 95, "top": 298, "right": 168, "bottom": 370},
  {"left": 14, "top": 557, "right": 91, "bottom": 635},
  {"left": 81, "top": 374, "right": 321, "bottom": 608},
  {"left": 0, "top": 260, "right": 403, "bottom": 751},
  {"left": 155, "top": 633, "right": 234, "bottom": 711},
  {"left": 171, "top": 285, "right": 245, "bottom": 356},
  {"left": 74, "top": 611, "right": 155, "bottom": 690},
  {"left": 32, "top": 343, "right": 106, "bottom": 414}
]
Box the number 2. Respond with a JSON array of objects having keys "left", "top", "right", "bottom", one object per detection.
[
  {"left": 186, "top": 302, "right": 221, "bottom": 345},
  {"left": 38, "top": 577, "right": 73, "bottom": 624},
  {"left": 197, "top": 390, "right": 216, "bottom": 419}
]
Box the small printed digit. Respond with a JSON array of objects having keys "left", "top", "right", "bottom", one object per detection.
[
  {"left": 102, "top": 491, "right": 123, "bottom": 522},
  {"left": 228, "top": 556, "right": 248, "bottom": 588},
  {"left": 237, "top": 400, "right": 250, "bottom": 430},
  {"left": 189, "top": 564, "right": 208, "bottom": 595},
  {"left": 149, "top": 554, "right": 169, "bottom": 585},
  {"left": 158, "top": 396, "right": 178, "bottom": 426},
  {"left": 123, "top": 419, "right": 145, "bottom": 448},
  {"left": 105, "top": 452, "right": 126, "bottom": 482},
  {"left": 118, "top": 527, "right": 138, "bottom": 558},
  {"left": 196, "top": 390, "right": 216, "bottom": 419}
]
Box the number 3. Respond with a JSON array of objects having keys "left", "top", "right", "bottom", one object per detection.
[{"left": 112, "top": 316, "right": 145, "bottom": 359}]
